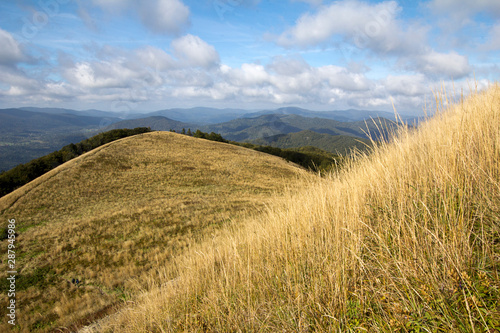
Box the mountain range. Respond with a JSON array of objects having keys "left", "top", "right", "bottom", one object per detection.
[{"left": 0, "top": 106, "right": 407, "bottom": 172}]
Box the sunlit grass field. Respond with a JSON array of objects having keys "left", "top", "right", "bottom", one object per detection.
[
  {"left": 100, "top": 85, "right": 500, "bottom": 332},
  {"left": 0, "top": 132, "right": 310, "bottom": 332}
]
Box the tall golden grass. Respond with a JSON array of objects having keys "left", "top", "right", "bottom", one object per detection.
[
  {"left": 102, "top": 85, "right": 500, "bottom": 332},
  {"left": 0, "top": 132, "right": 309, "bottom": 332}
]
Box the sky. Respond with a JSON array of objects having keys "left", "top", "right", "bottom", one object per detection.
[{"left": 0, "top": 0, "right": 499, "bottom": 115}]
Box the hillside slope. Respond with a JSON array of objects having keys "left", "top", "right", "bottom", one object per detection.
[
  {"left": 0, "top": 132, "right": 310, "bottom": 332},
  {"left": 103, "top": 86, "right": 500, "bottom": 332},
  {"left": 252, "top": 130, "right": 372, "bottom": 154}
]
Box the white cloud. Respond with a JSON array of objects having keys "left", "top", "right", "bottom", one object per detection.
[
  {"left": 65, "top": 61, "right": 140, "bottom": 89},
  {"left": 138, "top": 0, "right": 190, "bottom": 35},
  {"left": 0, "top": 29, "right": 26, "bottom": 66},
  {"left": 416, "top": 51, "right": 471, "bottom": 78},
  {"left": 267, "top": 55, "right": 310, "bottom": 76},
  {"left": 133, "top": 46, "right": 175, "bottom": 71},
  {"left": 171, "top": 34, "right": 220, "bottom": 68},
  {"left": 384, "top": 74, "right": 427, "bottom": 97},
  {"left": 274, "top": 0, "right": 425, "bottom": 56},
  {"left": 223, "top": 63, "right": 269, "bottom": 86}
]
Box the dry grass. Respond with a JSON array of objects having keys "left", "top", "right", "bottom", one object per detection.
[
  {"left": 99, "top": 85, "right": 500, "bottom": 332},
  {"left": 0, "top": 132, "right": 310, "bottom": 332}
]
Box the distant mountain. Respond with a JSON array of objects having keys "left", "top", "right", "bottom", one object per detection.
[
  {"left": 1, "top": 106, "right": 404, "bottom": 171},
  {"left": 0, "top": 108, "right": 121, "bottom": 172},
  {"left": 200, "top": 114, "right": 397, "bottom": 142},
  {"left": 19, "top": 107, "right": 123, "bottom": 119},
  {"left": 200, "top": 114, "right": 303, "bottom": 141},
  {"left": 17, "top": 105, "right": 415, "bottom": 125},
  {"left": 0, "top": 108, "right": 112, "bottom": 131},
  {"left": 104, "top": 113, "right": 398, "bottom": 144},
  {"left": 146, "top": 107, "right": 250, "bottom": 124},
  {"left": 243, "top": 106, "right": 414, "bottom": 123},
  {"left": 252, "top": 130, "right": 372, "bottom": 154},
  {"left": 104, "top": 116, "right": 194, "bottom": 132}
]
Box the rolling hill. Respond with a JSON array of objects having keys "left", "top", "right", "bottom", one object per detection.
[
  {"left": 1, "top": 106, "right": 404, "bottom": 173},
  {"left": 147, "top": 107, "right": 250, "bottom": 124},
  {"left": 242, "top": 106, "right": 416, "bottom": 122},
  {"left": 0, "top": 131, "right": 310, "bottom": 332},
  {"left": 96, "top": 86, "right": 500, "bottom": 332},
  {"left": 200, "top": 114, "right": 397, "bottom": 141},
  {"left": 252, "top": 130, "right": 372, "bottom": 154},
  {"left": 100, "top": 113, "right": 396, "bottom": 145}
]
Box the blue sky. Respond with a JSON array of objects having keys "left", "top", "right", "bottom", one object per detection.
[{"left": 0, "top": 0, "right": 499, "bottom": 115}]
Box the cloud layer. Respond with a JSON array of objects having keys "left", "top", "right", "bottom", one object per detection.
[{"left": 0, "top": 0, "right": 497, "bottom": 114}]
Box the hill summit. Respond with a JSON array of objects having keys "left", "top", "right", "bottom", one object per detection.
[
  {"left": 100, "top": 85, "right": 500, "bottom": 332},
  {"left": 0, "top": 131, "right": 309, "bottom": 332}
]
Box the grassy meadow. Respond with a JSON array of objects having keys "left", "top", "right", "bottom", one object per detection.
[
  {"left": 98, "top": 85, "right": 500, "bottom": 332},
  {"left": 0, "top": 132, "right": 310, "bottom": 332}
]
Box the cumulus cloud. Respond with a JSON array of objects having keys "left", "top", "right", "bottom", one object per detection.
[
  {"left": 133, "top": 46, "right": 175, "bottom": 71},
  {"left": 138, "top": 0, "right": 190, "bottom": 35},
  {"left": 212, "top": 55, "right": 374, "bottom": 106},
  {"left": 273, "top": 0, "right": 426, "bottom": 56},
  {"left": 415, "top": 51, "right": 471, "bottom": 78},
  {"left": 64, "top": 61, "right": 143, "bottom": 89},
  {"left": 171, "top": 34, "right": 220, "bottom": 68},
  {"left": 223, "top": 63, "right": 269, "bottom": 86},
  {"left": 384, "top": 74, "right": 427, "bottom": 97},
  {"left": 0, "top": 29, "right": 27, "bottom": 66}
]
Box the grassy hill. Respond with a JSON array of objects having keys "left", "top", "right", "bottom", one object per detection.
[
  {"left": 252, "top": 130, "right": 372, "bottom": 155},
  {"left": 0, "top": 132, "right": 310, "bottom": 332},
  {"left": 99, "top": 86, "right": 500, "bottom": 332}
]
